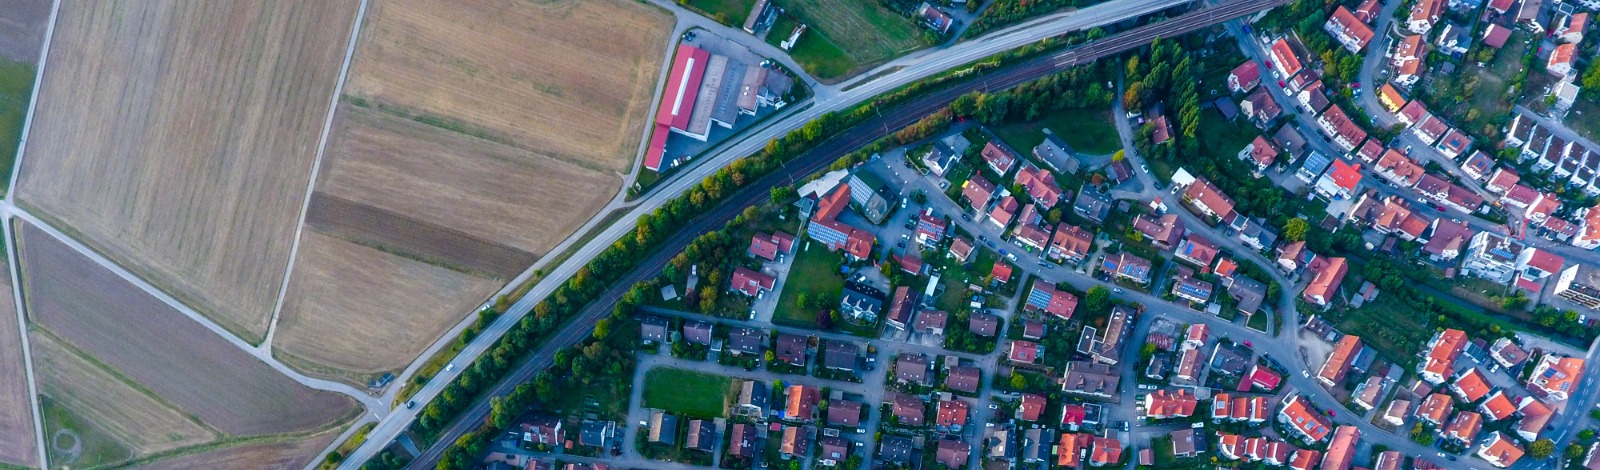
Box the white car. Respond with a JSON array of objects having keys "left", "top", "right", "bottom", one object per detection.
[{"left": 445, "top": 363, "right": 456, "bottom": 372}]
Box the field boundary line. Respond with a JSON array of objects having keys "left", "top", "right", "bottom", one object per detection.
[
  {"left": 263, "top": 0, "right": 374, "bottom": 351},
  {"left": 2, "top": 205, "right": 385, "bottom": 413},
  {"left": 4, "top": 0, "right": 61, "bottom": 466}
]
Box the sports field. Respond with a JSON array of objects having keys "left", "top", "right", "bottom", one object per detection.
[
  {"left": 17, "top": 223, "right": 358, "bottom": 438},
  {"left": 273, "top": 230, "right": 501, "bottom": 383},
  {"left": 0, "top": 265, "right": 37, "bottom": 468},
  {"left": 642, "top": 368, "right": 732, "bottom": 418},
  {"left": 13, "top": 0, "right": 362, "bottom": 343}
]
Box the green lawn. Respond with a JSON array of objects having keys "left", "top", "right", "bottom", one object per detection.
[
  {"left": 1195, "top": 108, "right": 1257, "bottom": 163},
  {"left": 772, "top": 241, "right": 846, "bottom": 327},
  {"left": 1247, "top": 311, "right": 1269, "bottom": 333},
  {"left": 0, "top": 60, "right": 35, "bottom": 196},
  {"left": 990, "top": 106, "right": 1121, "bottom": 155},
  {"left": 1568, "top": 98, "right": 1600, "bottom": 144},
  {"left": 685, "top": 0, "right": 756, "bottom": 26},
  {"left": 1329, "top": 296, "right": 1430, "bottom": 367},
  {"left": 767, "top": 0, "right": 930, "bottom": 80},
  {"left": 40, "top": 398, "right": 132, "bottom": 469},
  {"left": 642, "top": 368, "right": 733, "bottom": 418}
]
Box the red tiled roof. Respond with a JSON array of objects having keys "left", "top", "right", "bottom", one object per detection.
[
  {"left": 1327, "top": 6, "right": 1376, "bottom": 49},
  {"left": 1018, "top": 394, "right": 1045, "bottom": 421},
  {"left": 1183, "top": 178, "right": 1237, "bottom": 219},
  {"left": 1230, "top": 60, "right": 1261, "bottom": 91},
  {"left": 731, "top": 267, "right": 776, "bottom": 296},
  {"left": 1417, "top": 393, "right": 1453, "bottom": 423},
  {"left": 1281, "top": 395, "right": 1332, "bottom": 441},
  {"left": 1523, "top": 248, "right": 1565, "bottom": 274},
  {"left": 1445, "top": 411, "right": 1483, "bottom": 442},
  {"left": 1321, "top": 426, "right": 1360, "bottom": 470},
  {"left": 1482, "top": 23, "right": 1512, "bottom": 47},
  {"left": 1318, "top": 335, "right": 1361, "bottom": 384},
  {"left": 1421, "top": 329, "right": 1466, "bottom": 379},
  {"left": 1480, "top": 391, "right": 1516, "bottom": 421},
  {"left": 1303, "top": 256, "right": 1349, "bottom": 306},
  {"left": 1453, "top": 368, "right": 1491, "bottom": 402},
  {"left": 981, "top": 141, "right": 1017, "bottom": 175},
  {"left": 1270, "top": 38, "right": 1303, "bottom": 76},
  {"left": 1326, "top": 159, "right": 1363, "bottom": 191}
]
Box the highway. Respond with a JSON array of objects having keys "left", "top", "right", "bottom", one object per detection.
[{"left": 359, "top": 0, "right": 1293, "bottom": 467}]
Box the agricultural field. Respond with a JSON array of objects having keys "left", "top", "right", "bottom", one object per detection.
[
  {"left": 13, "top": 0, "right": 362, "bottom": 343},
  {"left": 16, "top": 222, "right": 358, "bottom": 438},
  {"left": 770, "top": 0, "right": 930, "bottom": 80},
  {"left": 341, "top": 0, "right": 671, "bottom": 174},
  {"left": 0, "top": 265, "right": 37, "bottom": 468},
  {"left": 0, "top": 0, "right": 50, "bottom": 63},
  {"left": 30, "top": 332, "right": 216, "bottom": 465},
  {"left": 273, "top": 230, "right": 502, "bottom": 383},
  {"left": 142, "top": 428, "right": 341, "bottom": 470},
  {"left": 273, "top": 0, "right": 672, "bottom": 383}
]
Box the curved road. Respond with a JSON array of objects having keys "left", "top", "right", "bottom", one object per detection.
[{"left": 368, "top": 1, "right": 1292, "bottom": 468}]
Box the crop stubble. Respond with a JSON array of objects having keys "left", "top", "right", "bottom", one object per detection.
[
  {"left": 17, "top": 222, "right": 357, "bottom": 437},
  {"left": 274, "top": 0, "right": 671, "bottom": 382},
  {"left": 274, "top": 230, "right": 502, "bottom": 379},
  {"left": 141, "top": 427, "right": 340, "bottom": 470},
  {"left": 342, "top": 0, "right": 673, "bottom": 172},
  {"left": 29, "top": 332, "right": 216, "bottom": 460},
  {"left": 13, "top": 0, "right": 360, "bottom": 342},
  {"left": 0, "top": 266, "right": 38, "bottom": 468}
]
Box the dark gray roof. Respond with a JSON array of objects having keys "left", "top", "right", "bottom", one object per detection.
[
  {"left": 879, "top": 435, "right": 914, "bottom": 464},
  {"left": 729, "top": 327, "right": 763, "bottom": 354},
  {"left": 683, "top": 320, "right": 713, "bottom": 345},
  {"left": 822, "top": 340, "right": 860, "bottom": 372},
  {"left": 640, "top": 316, "right": 670, "bottom": 343}
]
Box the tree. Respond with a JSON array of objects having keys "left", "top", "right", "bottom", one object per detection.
[
  {"left": 1010, "top": 372, "right": 1028, "bottom": 389},
  {"left": 1528, "top": 438, "right": 1555, "bottom": 459},
  {"left": 1283, "top": 218, "right": 1309, "bottom": 242},
  {"left": 1580, "top": 429, "right": 1596, "bottom": 440},
  {"left": 1583, "top": 60, "right": 1600, "bottom": 98},
  {"left": 1568, "top": 443, "right": 1587, "bottom": 459},
  {"left": 1085, "top": 286, "right": 1110, "bottom": 313}
]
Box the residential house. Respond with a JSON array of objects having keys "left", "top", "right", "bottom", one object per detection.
[
  {"left": 1298, "top": 80, "right": 1331, "bottom": 113},
  {"left": 1229, "top": 60, "right": 1261, "bottom": 92},
  {"left": 1423, "top": 218, "right": 1473, "bottom": 262},
  {"left": 1142, "top": 389, "right": 1198, "bottom": 419},
  {"left": 1174, "top": 235, "right": 1220, "bottom": 270},
  {"left": 774, "top": 333, "right": 808, "bottom": 365},
  {"left": 1172, "top": 272, "right": 1215, "bottom": 304},
  {"left": 1383, "top": 400, "right": 1412, "bottom": 426},
  {"left": 1240, "top": 135, "right": 1279, "bottom": 171},
  {"left": 945, "top": 365, "right": 982, "bottom": 394},
  {"left": 1475, "top": 432, "right": 1525, "bottom": 468},
  {"left": 969, "top": 313, "right": 999, "bottom": 337},
  {"left": 1048, "top": 223, "right": 1094, "bottom": 264},
  {"left": 1101, "top": 252, "right": 1154, "bottom": 284},
  {"left": 780, "top": 425, "right": 810, "bottom": 457},
  {"left": 1317, "top": 105, "right": 1367, "bottom": 152},
  {"left": 1375, "top": 149, "right": 1425, "bottom": 187},
  {"left": 648, "top": 410, "right": 679, "bottom": 445},
  {"left": 1009, "top": 340, "right": 1040, "bottom": 364},
  {"left": 884, "top": 286, "right": 916, "bottom": 330},
  {"left": 749, "top": 231, "right": 797, "bottom": 261},
  {"left": 728, "top": 328, "right": 764, "bottom": 357},
  {"left": 936, "top": 397, "right": 970, "bottom": 429},
  {"left": 1321, "top": 426, "right": 1360, "bottom": 470},
  {"left": 1486, "top": 167, "right": 1520, "bottom": 194},
  {"left": 1479, "top": 390, "right": 1517, "bottom": 421},
  {"left": 640, "top": 316, "right": 670, "bottom": 344},
  {"left": 1016, "top": 163, "right": 1063, "bottom": 208},
  {"left": 1445, "top": 411, "right": 1484, "bottom": 444},
  {"left": 1033, "top": 133, "right": 1078, "bottom": 174},
  {"left": 1062, "top": 361, "right": 1120, "bottom": 398},
  {"left": 962, "top": 174, "right": 997, "bottom": 210},
  {"left": 1325, "top": 6, "right": 1375, "bottom": 52},
  {"left": 1397, "top": 100, "right": 1430, "bottom": 126},
  {"left": 1516, "top": 398, "right": 1553, "bottom": 441},
  {"left": 1317, "top": 335, "right": 1362, "bottom": 386},
  {"left": 891, "top": 393, "right": 926, "bottom": 426},
  {"left": 1279, "top": 395, "right": 1334, "bottom": 443},
  {"left": 1133, "top": 213, "right": 1186, "bottom": 249},
  {"left": 1412, "top": 114, "right": 1448, "bottom": 146},
  {"left": 1296, "top": 151, "right": 1333, "bottom": 183},
  {"left": 1556, "top": 12, "right": 1588, "bottom": 43},
  {"left": 1183, "top": 178, "right": 1237, "bottom": 221},
  {"left": 894, "top": 353, "right": 931, "bottom": 386},
  {"left": 838, "top": 286, "right": 884, "bottom": 322},
  {"left": 982, "top": 141, "right": 1018, "bottom": 176},
  {"left": 913, "top": 309, "right": 948, "bottom": 335},
  {"left": 1315, "top": 159, "right": 1363, "bottom": 200},
  {"left": 1352, "top": 375, "right": 1385, "bottom": 410},
  {"left": 1025, "top": 279, "right": 1079, "bottom": 319},
  {"left": 1526, "top": 354, "right": 1585, "bottom": 400},
  {"left": 1416, "top": 393, "right": 1453, "bottom": 425},
  {"left": 1436, "top": 23, "right": 1473, "bottom": 56},
  {"left": 1242, "top": 87, "right": 1283, "bottom": 124},
  {"left": 1435, "top": 128, "right": 1474, "bottom": 158},
  {"left": 1490, "top": 338, "right": 1530, "bottom": 369},
  {"left": 1072, "top": 188, "right": 1113, "bottom": 224},
  {"left": 808, "top": 185, "right": 876, "bottom": 260},
  {"left": 988, "top": 195, "right": 1018, "bottom": 231},
  {"left": 1268, "top": 38, "right": 1304, "bottom": 78},
  {"left": 1302, "top": 256, "right": 1349, "bottom": 308},
  {"left": 827, "top": 399, "right": 862, "bottom": 428},
  {"left": 1550, "top": 43, "right": 1577, "bottom": 76},
  {"left": 1450, "top": 368, "right": 1491, "bottom": 402},
  {"left": 1407, "top": 0, "right": 1444, "bottom": 34},
  {"left": 730, "top": 267, "right": 776, "bottom": 297},
  {"left": 1228, "top": 277, "right": 1267, "bottom": 315},
  {"left": 1418, "top": 329, "right": 1467, "bottom": 385}
]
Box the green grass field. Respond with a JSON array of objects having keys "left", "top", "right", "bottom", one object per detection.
[
  {"left": 685, "top": 0, "right": 757, "bottom": 26},
  {"left": 768, "top": 0, "right": 930, "bottom": 80},
  {"left": 1195, "top": 108, "right": 1257, "bottom": 162},
  {"left": 991, "top": 106, "right": 1122, "bottom": 155},
  {"left": 1247, "top": 310, "right": 1269, "bottom": 333},
  {"left": 772, "top": 241, "right": 846, "bottom": 327},
  {"left": 0, "top": 60, "right": 36, "bottom": 196},
  {"left": 1330, "top": 296, "right": 1429, "bottom": 367},
  {"left": 40, "top": 398, "right": 132, "bottom": 469},
  {"left": 642, "top": 368, "right": 732, "bottom": 418}
]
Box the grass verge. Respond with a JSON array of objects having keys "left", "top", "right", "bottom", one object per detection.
[{"left": 641, "top": 368, "right": 732, "bottom": 418}]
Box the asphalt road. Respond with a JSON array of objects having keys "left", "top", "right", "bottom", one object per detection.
[{"left": 380, "top": 1, "right": 1291, "bottom": 468}]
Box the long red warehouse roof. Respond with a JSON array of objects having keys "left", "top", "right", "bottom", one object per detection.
[
  {"left": 646, "top": 45, "right": 711, "bottom": 171},
  {"left": 657, "top": 45, "right": 710, "bottom": 131}
]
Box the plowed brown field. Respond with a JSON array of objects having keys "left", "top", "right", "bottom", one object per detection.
[
  {"left": 13, "top": 0, "right": 361, "bottom": 342},
  {"left": 17, "top": 223, "right": 357, "bottom": 437}
]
